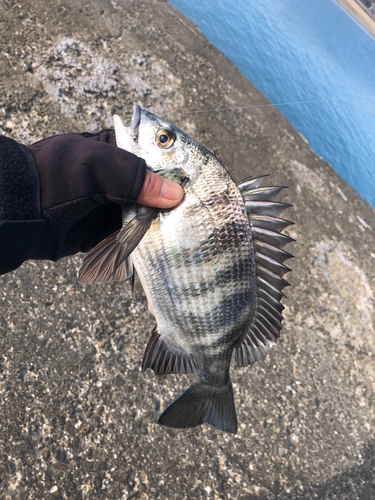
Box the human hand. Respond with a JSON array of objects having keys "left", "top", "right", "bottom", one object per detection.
[
  {"left": 28, "top": 130, "right": 183, "bottom": 260},
  {"left": 137, "top": 169, "right": 184, "bottom": 208}
]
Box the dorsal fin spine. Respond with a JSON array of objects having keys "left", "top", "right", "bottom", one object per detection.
[
  {"left": 238, "top": 174, "right": 269, "bottom": 192},
  {"left": 257, "top": 265, "right": 290, "bottom": 291},
  {"left": 257, "top": 297, "right": 284, "bottom": 320},
  {"left": 257, "top": 305, "right": 283, "bottom": 328},
  {"left": 255, "top": 253, "right": 291, "bottom": 277},
  {"left": 250, "top": 214, "right": 294, "bottom": 232},
  {"left": 242, "top": 186, "right": 286, "bottom": 201},
  {"left": 257, "top": 287, "right": 286, "bottom": 313},
  {"left": 251, "top": 226, "right": 295, "bottom": 248},
  {"left": 254, "top": 241, "right": 293, "bottom": 262}
]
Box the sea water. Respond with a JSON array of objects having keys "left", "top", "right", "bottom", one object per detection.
[{"left": 168, "top": 0, "right": 375, "bottom": 209}]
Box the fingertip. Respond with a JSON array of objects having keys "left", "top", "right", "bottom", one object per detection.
[
  {"left": 160, "top": 178, "right": 184, "bottom": 205},
  {"left": 137, "top": 170, "right": 184, "bottom": 208}
]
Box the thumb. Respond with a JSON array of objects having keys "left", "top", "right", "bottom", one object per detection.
[{"left": 137, "top": 169, "right": 184, "bottom": 208}]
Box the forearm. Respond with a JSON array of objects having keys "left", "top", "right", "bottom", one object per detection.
[{"left": 0, "top": 136, "right": 44, "bottom": 274}]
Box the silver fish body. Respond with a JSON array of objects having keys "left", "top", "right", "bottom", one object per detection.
[
  {"left": 134, "top": 160, "right": 256, "bottom": 357},
  {"left": 79, "top": 105, "right": 293, "bottom": 434}
]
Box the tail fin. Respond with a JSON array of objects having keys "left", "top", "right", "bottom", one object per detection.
[{"left": 158, "top": 379, "right": 238, "bottom": 434}]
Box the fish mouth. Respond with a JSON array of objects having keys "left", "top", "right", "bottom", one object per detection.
[{"left": 129, "top": 104, "right": 141, "bottom": 132}]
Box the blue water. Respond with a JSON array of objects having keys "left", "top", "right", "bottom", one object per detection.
[{"left": 168, "top": 0, "right": 375, "bottom": 209}]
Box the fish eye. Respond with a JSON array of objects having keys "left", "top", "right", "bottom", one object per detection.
[{"left": 156, "top": 129, "right": 175, "bottom": 149}]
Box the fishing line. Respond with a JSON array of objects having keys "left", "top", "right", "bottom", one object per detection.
[{"left": 167, "top": 98, "right": 336, "bottom": 115}]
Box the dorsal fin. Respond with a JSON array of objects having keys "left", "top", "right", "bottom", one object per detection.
[
  {"left": 235, "top": 176, "right": 293, "bottom": 368},
  {"left": 142, "top": 327, "right": 199, "bottom": 375}
]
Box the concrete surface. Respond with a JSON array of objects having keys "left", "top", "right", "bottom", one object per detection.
[
  {"left": 334, "top": 0, "right": 375, "bottom": 37},
  {"left": 1, "top": 0, "right": 375, "bottom": 498}
]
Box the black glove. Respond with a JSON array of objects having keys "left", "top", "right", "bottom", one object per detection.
[
  {"left": 0, "top": 131, "right": 146, "bottom": 273},
  {"left": 29, "top": 130, "right": 146, "bottom": 260}
]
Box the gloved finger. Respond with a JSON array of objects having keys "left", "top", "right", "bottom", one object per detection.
[
  {"left": 137, "top": 169, "right": 184, "bottom": 208},
  {"left": 82, "top": 129, "right": 117, "bottom": 146}
]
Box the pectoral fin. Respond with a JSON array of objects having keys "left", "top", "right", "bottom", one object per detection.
[{"left": 78, "top": 206, "right": 158, "bottom": 284}]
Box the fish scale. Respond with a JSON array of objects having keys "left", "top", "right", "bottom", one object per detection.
[
  {"left": 135, "top": 199, "right": 225, "bottom": 348},
  {"left": 78, "top": 104, "right": 293, "bottom": 434},
  {"left": 193, "top": 161, "right": 255, "bottom": 333}
]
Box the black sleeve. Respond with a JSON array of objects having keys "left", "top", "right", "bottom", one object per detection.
[
  {"left": 0, "top": 136, "right": 44, "bottom": 275},
  {"left": 0, "top": 133, "right": 146, "bottom": 275}
]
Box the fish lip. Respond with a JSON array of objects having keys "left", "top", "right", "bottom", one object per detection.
[{"left": 130, "top": 104, "right": 141, "bottom": 132}]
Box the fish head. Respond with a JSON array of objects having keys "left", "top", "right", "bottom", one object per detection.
[{"left": 113, "top": 104, "right": 213, "bottom": 178}]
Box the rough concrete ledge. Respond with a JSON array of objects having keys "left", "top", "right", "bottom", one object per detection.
[{"left": 0, "top": 1, "right": 374, "bottom": 499}]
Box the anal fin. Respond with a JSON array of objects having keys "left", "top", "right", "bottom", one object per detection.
[{"left": 142, "top": 327, "right": 199, "bottom": 375}]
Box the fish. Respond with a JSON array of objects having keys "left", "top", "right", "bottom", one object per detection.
[{"left": 78, "top": 104, "right": 293, "bottom": 434}]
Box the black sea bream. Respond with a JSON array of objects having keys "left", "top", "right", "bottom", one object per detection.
[{"left": 79, "top": 105, "right": 293, "bottom": 434}]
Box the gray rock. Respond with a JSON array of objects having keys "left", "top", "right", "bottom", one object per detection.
[{"left": 0, "top": 0, "right": 374, "bottom": 499}]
